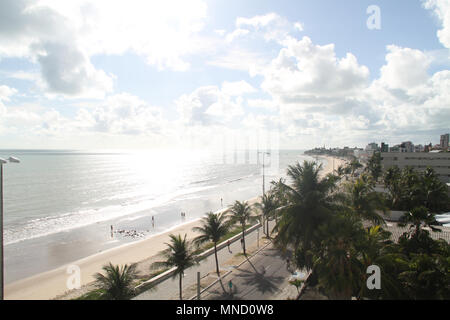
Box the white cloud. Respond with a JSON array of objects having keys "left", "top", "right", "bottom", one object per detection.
[
  {"left": 221, "top": 80, "right": 256, "bottom": 96},
  {"left": 207, "top": 49, "right": 269, "bottom": 75},
  {"left": 0, "top": 0, "right": 115, "bottom": 98},
  {"left": 75, "top": 93, "right": 165, "bottom": 135},
  {"left": 236, "top": 13, "right": 281, "bottom": 29},
  {"left": 0, "top": 0, "right": 210, "bottom": 97},
  {"left": 225, "top": 28, "right": 250, "bottom": 43},
  {"left": 294, "top": 22, "right": 304, "bottom": 32},
  {"left": 378, "top": 45, "right": 431, "bottom": 91},
  {"left": 235, "top": 13, "right": 294, "bottom": 43},
  {"left": 176, "top": 86, "right": 245, "bottom": 126},
  {"left": 247, "top": 99, "right": 278, "bottom": 111},
  {"left": 0, "top": 85, "right": 17, "bottom": 101},
  {"left": 260, "top": 36, "right": 370, "bottom": 106},
  {"left": 424, "top": 0, "right": 450, "bottom": 48}
]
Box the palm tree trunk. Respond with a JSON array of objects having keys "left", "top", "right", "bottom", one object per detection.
[
  {"left": 266, "top": 218, "right": 270, "bottom": 238},
  {"left": 179, "top": 273, "right": 183, "bottom": 300},
  {"left": 214, "top": 243, "right": 220, "bottom": 276}
]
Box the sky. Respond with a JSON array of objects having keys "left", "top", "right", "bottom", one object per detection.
[{"left": 0, "top": 0, "right": 449, "bottom": 150}]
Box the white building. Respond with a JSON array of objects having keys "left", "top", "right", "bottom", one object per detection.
[{"left": 381, "top": 152, "right": 450, "bottom": 183}]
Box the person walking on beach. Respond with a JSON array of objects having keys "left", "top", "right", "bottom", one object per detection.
[
  {"left": 110, "top": 225, "right": 114, "bottom": 238},
  {"left": 152, "top": 216, "right": 155, "bottom": 228}
]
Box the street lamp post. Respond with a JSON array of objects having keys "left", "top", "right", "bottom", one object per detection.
[
  {"left": 258, "top": 151, "right": 270, "bottom": 235},
  {"left": 258, "top": 151, "right": 271, "bottom": 196},
  {"left": 0, "top": 156, "right": 20, "bottom": 300}
]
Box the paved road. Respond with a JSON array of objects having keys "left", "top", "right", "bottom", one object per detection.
[
  {"left": 134, "top": 223, "right": 269, "bottom": 300},
  {"left": 202, "top": 244, "right": 296, "bottom": 300}
]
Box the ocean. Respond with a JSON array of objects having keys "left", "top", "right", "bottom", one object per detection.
[{"left": 1, "top": 149, "right": 316, "bottom": 283}]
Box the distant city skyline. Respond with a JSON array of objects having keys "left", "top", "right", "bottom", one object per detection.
[{"left": 0, "top": 0, "right": 450, "bottom": 150}]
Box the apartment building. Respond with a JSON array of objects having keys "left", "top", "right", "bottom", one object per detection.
[{"left": 381, "top": 152, "right": 450, "bottom": 183}]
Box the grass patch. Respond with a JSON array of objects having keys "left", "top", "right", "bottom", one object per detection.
[{"left": 202, "top": 226, "right": 244, "bottom": 251}]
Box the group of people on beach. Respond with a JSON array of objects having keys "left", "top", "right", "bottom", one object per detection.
[
  {"left": 109, "top": 211, "right": 188, "bottom": 239},
  {"left": 110, "top": 225, "right": 146, "bottom": 239}
]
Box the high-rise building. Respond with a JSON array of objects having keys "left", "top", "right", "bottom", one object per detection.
[
  {"left": 400, "top": 141, "right": 414, "bottom": 153},
  {"left": 381, "top": 142, "right": 389, "bottom": 152},
  {"left": 365, "top": 142, "right": 379, "bottom": 152},
  {"left": 441, "top": 133, "right": 449, "bottom": 149}
]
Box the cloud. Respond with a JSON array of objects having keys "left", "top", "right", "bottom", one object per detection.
[
  {"left": 221, "top": 80, "right": 256, "bottom": 96},
  {"left": 0, "top": 0, "right": 114, "bottom": 98},
  {"left": 37, "top": 41, "right": 114, "bottom": 97},
  {"left": 0, "top": 0, "right": 210, "bottom": 97},
  {"left": 378, "top": 45, "right": 431, "bottom": 91},
  {"left": 234, "top": 13, "right": 294, "bottom": 43},
  {"left": 75, "top": 93, "right": 165, "bottom": 135},
  {"left": 247, "top": 99, "right": 278, "bottom": 111},
  {"left": 236, "top": 13, "right": 281, "bottom": 29},
  {"left": 260, "top": 36, "right": 370, "bottom": 107},
  {"left": 176, "top": 86, "right": 245, "bottom": 126},
  {"left": 0, "top": 85, "right": 17, "bottom": 101},
  {"left": 294, "top": 22, "right": 304, "bottom": 32},
  {"left": 225, "top": 28, "right": 250, "bottom": 42},
  {"left": 207, "top": 49, "right": 269, "bottom": 74},
  {"left": 424, "top": 0, "right": 450, "bottom": 48}
]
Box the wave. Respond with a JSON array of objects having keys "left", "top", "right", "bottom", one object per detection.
[{"left": 4, "top": 184, "right": 215, "bottom": 245}]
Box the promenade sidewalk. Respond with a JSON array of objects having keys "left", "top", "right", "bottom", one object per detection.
[{"left": 134, "top": 222, "right": 271, "bottom": 300}]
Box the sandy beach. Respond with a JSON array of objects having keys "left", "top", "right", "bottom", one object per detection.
[
  {"left": 5, "top": 218, "right": 205, "bottom": 300},
  {"left": 317, "top": 155, "right": 348, "bottom": 178},
  {"left": 4, "top": 197, "right": 258, "bottom": 300},
  {"left": 5, "top": 155, "right": 343, "bottom": 300}
]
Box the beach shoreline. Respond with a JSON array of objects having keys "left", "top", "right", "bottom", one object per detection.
[
  {"left": 5, "top": 197, "right": 259, "bottom": 300},
  {"left": 5, "top": 154, "right": 342, "bottom": 300}
]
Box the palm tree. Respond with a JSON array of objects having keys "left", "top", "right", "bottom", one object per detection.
[
  {"left": 344, "top": 175, "right": 386, "bottom": 225},
  {"left": 313, "top": 212, "right": 365, "bottom": 299},
  {"left": 228, "top": 201, "right": 257, "bottom": 256},
  {"left": 349, "top": 158, "right": 363, "bottom": 177},
  {"left": 383, "top": 166, "right": 402, "bottom": 209},
  {"left": 151, "top": 234, "right": 198, "bottom": 300},
  {"left": 355, "top": 226, "right": 407, "bottom": 299},
  {"left": 270, "top": 178, "right": 289, "bottom": 207},
  {"left": 399, "top": 206, "right": 441, "bottom": 236},
  {"left": 335, "top": 165, "right": 346, "bottom": 178},
  {"left": 421, "top": 167, "right": 449, "bottom": 213},
  {"left": 192, "top": 212, "right": 230, "bottom": 276},
  {"left": 94, "top": 263, "right": 139, "bottom": 300},
  {"left": 366, "top": 152, "right": 382, "bottom": 181},
  {"left": 254, "top": 192, "right": 279, "bottom": 238},
  {"left": 274, "top": 161, "right": 339, "bottom": 270}
]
